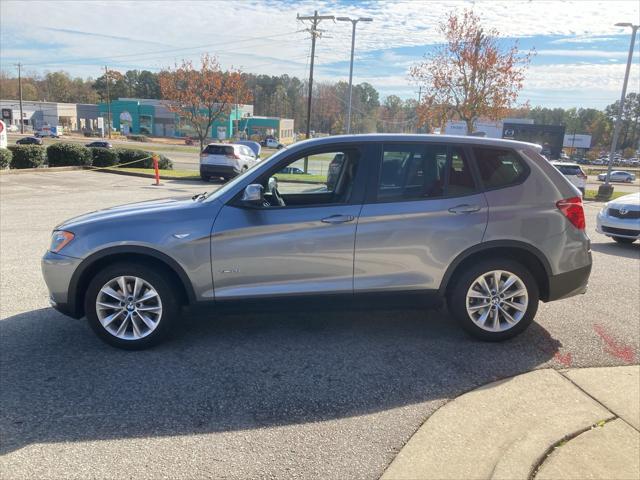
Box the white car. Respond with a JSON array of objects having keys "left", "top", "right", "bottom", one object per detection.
[
  {"left": 551, "top": 162, "right": 587, "bottom": 195},
  {"left": 597, "top": 171, "right": 636, "bottom": 183},
  {"left": 265, "top": 138, "right": 284, "bottom": 149},
  {"left": 596, "top": 192, "right": 640, "bottom": 244},
  {"left": 199, "top": 143, "right": 259, "bottom": 182}
]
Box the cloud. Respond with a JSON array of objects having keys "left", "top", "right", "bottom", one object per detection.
[{"left": 535, "top": 49, "right": 630, "bottom": 59}]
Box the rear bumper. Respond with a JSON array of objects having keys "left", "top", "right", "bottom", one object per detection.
[
  {"left": 200, "top": 164, "right": 241, "bottom": 177},
  {"left": 546, "top": 263, "right": 592, "bottom": 302}
]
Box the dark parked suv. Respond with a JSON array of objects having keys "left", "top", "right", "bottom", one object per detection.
[{"left": 42, "top": 135, "right": 592, "bottom": 349}]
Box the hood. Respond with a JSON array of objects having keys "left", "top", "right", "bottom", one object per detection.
[
  {"left": 56, "top": 195, "right": 198, "bottom": 230},
  {"left": 609, "top": 192, "right": 640, "bottom": 207}
]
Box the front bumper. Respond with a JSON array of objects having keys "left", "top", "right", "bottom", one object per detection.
[
  {"left": 596, "top": 210, "right": 640, "bottom": 239},
  {"left": 42, "top": 251, "right": 82, "bottom": 318}
]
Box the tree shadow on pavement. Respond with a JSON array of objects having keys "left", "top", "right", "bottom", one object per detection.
[{"left": 0, "top": 305, "right": 559, "bottom": 454}]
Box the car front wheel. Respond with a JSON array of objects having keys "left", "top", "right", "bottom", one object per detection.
[
  {"left": 448, "top": 259, "right": 539, "bottom": 341},
  {"left": 85, "top": 262, "right": 179, "bottom": 349}
]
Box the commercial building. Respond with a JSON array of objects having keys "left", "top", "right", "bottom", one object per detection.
[
  {"left": 443, "top": 118, "right": 567, "bottom": 159},
  {"left": 97, "top": 98, "right": 295, "bottom": 143},
  {"left": 0, "top": 100, "right": 99, "bottom": 132}
]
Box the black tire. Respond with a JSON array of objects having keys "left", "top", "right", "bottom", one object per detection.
[
  {"left": 200, "top": 174, "right": 210, "bottom": 182},
  {"left": 612, "top": 236, "right": 635, "bottom": 244},
  {"left": 84, "top": 262, "right": 179, "bottom": 350},
  {"left": 447, "top": 259, "right": 539, "bottom": 342},
  {"left": 625, "top": 177, "right": 633, "bottom": 183}
]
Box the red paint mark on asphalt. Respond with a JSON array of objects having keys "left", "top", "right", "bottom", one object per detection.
[
  {"left": 593, "top": 324, "right": 637, "bottom": 363},
  {"left": 534, "top": 329, "right": 573, "bottom": 367},
  {"left": 554, "top": 352, "right": 573, "bottom": 367}
]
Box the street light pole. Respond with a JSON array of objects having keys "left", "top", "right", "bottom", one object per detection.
[
  {"left": 599, "top": 22, "right": 639, "bottom": 199},
  {"left": 337, "top": 16, "right": 372, "bottom": 134}
]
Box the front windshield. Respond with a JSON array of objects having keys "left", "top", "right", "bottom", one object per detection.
[{"left": 203, "top": 147, "right": 289, "bottom": 201}]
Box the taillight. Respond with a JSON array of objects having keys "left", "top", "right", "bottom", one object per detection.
[{"left": 556, "top": 196, "right": 585, "bottom": 230}]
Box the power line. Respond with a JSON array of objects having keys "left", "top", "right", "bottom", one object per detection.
[{"left": 22, "top": 30, "right": 306, "bottom": 67}]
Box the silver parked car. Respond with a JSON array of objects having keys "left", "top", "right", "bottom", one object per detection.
[
  {"left": 596, "top": 192, "right": 640, "bottom": 243},
  {"left": 597, "top": 170, "right": 636, "bottom": 183},
  {"left": 42, "top": 135, "right": 592, "bottom": 349},
  {"left": 199, "top": 143, "right": 259, "bottom": 181}
]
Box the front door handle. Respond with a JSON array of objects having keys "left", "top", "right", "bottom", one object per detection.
[
  {"left": 448, "top": 204, "right": 481, "bottom": 214},
  {"left": 321, "top": 214, "right": 355, "bottom": 224}
]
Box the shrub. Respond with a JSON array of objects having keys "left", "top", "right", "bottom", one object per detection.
[
  {"left": 0, "top": 148, "right": 12, "bottom": 169},
  {"left": 7, "top": 145, "right": 46, "bottom": 169},
  {"left": 47, "top": 143, "right": 92, "bottom": 167},
  {"left": 126, "top": 134, "right": 149, "bottom": 142},
  {"left": 90, "top": 147, "right": 119, "bottom": 167},
  {"left": 115, "top": 148, "right": 173, "bottom": 170}
]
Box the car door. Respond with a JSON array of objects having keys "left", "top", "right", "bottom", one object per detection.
[
  {"left": 354, "top": 142, "right": 488, "bottom": 292},
  {"left": 210, "top": 144, "right": 371, "bottom": 300}
]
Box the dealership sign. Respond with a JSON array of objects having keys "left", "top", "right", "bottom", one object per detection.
[{"left": 563, "top": 134, "right": 592, "bottom": 149}]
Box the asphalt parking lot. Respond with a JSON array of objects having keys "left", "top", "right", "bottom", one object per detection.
[{"left": 1, "top": 171, "right": 639, "bottom": 479}]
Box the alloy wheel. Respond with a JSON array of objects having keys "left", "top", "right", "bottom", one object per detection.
[
  {"left": 95, "top": 275, "right": 163, "bottom": 340},
  {"left": 465, "top": 270, "right": 528, "bottom": 332}
]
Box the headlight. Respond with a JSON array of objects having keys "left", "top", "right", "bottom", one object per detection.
[{"left": 49, "top": 230, "right": 75, "bottom": 253}]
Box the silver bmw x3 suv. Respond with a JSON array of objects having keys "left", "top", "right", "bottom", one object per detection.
[{"left": 42, "top": 135, "right": 592, "bottom": 349}]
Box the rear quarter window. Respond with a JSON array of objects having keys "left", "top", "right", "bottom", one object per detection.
[
  {"left": 203, "top": 145, "right": 233, "bottom": 155},
  {"left": 556, "top": 165, "right": 583, "bottom": 176},
  {"left": 473, "top": 147, "right": 529, "bottom": 189}
]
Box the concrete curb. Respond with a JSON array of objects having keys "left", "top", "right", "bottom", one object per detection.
[{"left": 381, "top": 366, "right": 640, "bottom": 480}]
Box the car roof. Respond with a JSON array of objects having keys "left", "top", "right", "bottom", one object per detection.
[
  {"left": 551, "top": 162, "right": 581, "bottom": 167},
  {"left": 287, "top": 134, "right": 543, "bottom": 151}
]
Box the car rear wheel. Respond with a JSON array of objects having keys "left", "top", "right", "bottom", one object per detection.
[
  {"left": 85, "top": 263, "right": 179, "bottom": 349},
  {"left": 448, "top": 259, "right": 539, "bottom": 341},
  {"left": 612, "top": 236, "right": 635, "bottom": 244}
]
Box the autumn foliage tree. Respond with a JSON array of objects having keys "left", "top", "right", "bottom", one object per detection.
[
  {"left": 411, "top": 10, "right": 533, "bottom": 133},
  {"left": 159, "top": 55, "right": 250, "bottom": 150}
]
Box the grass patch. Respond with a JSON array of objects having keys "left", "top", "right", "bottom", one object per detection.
[
  {"left": 584, "top": 190, "right": 629, "bottom": 201},
  {"left": 274, "top": 173, "right": 326, "bottom": 183}
]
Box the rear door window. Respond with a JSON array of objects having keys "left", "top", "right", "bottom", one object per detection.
[
  {"left": 377, "top": 144, "right": 476, "bottom": 201},
  {"left": 473, "top": 147, "right": 528, "bottom": 189}
]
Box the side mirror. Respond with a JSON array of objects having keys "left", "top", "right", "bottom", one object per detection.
[
  {"left": 267, "top": 176, "right": 278, "bottom": 193},
  {"left": 241, "top": 184, "right": 264, "bottom": 205}
]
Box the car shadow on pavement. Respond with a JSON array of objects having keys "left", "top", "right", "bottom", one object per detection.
[
  {"left": 590, "top": 240, "right": 640, "bottom": 259},
  {"left": 0, "top": 305, "right": 559, "bottom": 454}
]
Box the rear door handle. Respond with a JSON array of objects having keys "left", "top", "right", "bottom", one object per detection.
[
  {"left": 448, "top": 204, "right": 481, "bottom": 214},
  {"left": 321, "top": 214, "right": 355, "bottom": 224}
]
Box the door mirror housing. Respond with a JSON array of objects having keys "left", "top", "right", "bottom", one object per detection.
[{"left": 241, "top": 184, "right": 264, "bottom": 205}]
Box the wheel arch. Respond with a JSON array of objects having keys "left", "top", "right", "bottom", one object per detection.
[
  {"left": 439, "top": 240, "right": 552, "bottom": 301},
  {"left": 68, "top": 246, "right": 196, "bottom": 318}
]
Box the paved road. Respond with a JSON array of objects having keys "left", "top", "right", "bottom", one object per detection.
[{"left": 1, "top": 171, "right": 638, "bottom": 479}]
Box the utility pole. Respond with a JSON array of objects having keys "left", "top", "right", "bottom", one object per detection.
[
  {"left": 337, "top": 16, "right": 372, "bottom": 134},
  {"left": 298, "top": 11, "right": 334, "bottom": 140},
  {"left": 16, "top": 63, "right": 24, "bottom": 134},
  {"left": 298, "top": 11, "right": 334, "bottom": 172},
  {"left": 104, "top": 66, "right": 112, "bottom": 139},
  {"left": 599, "top": 22, "right": 639, "bottom": 199}
]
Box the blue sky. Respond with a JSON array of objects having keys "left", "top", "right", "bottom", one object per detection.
[{"left": 1, "top": 0, "right": 639, "bottom": 109}]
